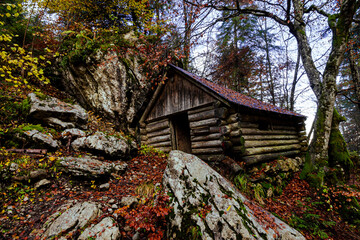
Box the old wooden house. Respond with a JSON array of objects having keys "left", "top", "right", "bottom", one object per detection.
[{"left": 139, "top": 64, "right": 307, "bottom": 165}]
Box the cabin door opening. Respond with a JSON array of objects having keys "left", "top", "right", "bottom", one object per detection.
[{"left": 170, "top": 112, "right": 191, "bottom": 153}]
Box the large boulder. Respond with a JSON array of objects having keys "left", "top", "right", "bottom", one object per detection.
[
  {"left": 163, "top": 150, "right": 305, "bottom": 240},
  {"left": 71, "top": 131, "right": 137, "bottom": 160},
  {"left": 37, "top": 201, "right": 102, "bottom": 239},
  {"left": 28, "top": 93, "right": 88, "bottom": 129},
  {"left": 58, "top": 49, "right": 149, "bottom": 130}
]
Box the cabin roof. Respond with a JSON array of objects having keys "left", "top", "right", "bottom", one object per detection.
[{"left": 169, "top": 64, "right": 305, "bottom": 118}]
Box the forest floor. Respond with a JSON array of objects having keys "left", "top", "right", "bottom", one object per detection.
[{"left": 1, "top": 83, "right": 360, "bottom": 239}]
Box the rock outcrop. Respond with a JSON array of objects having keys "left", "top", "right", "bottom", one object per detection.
[
  {"left": 58, "top": 50, "right": 149, "bottom": 129},
  {"left": 28, "top": 93, "right": 88, "bottom": 129},
  {"left": 163, "top": 150, "right": 305, "bottom": 240}
]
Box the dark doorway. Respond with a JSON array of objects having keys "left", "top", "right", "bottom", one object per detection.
[{"left": 170, "top": 112, "right": 191, "bottom": 153}]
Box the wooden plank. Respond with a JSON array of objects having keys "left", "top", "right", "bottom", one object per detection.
[
  {"left": 243, "top": 144, "right": 301, "bottom": 156},
  {"left": 156, "top": 147, "right": 172, "bottom": 152},
  {"left": 242, "top": 135, "right": 298, "bottom": 140},
  {"left": 192, "top": 140, "right": 222, "bottom": 149},
  {"left": 140, "top": 128, "right": 147, "bottom": 135},
  {"left": 244, "top": 139, "right": 300, "bottom": 148},
  {"left": 241, "top": 128, "right": 298, "bottom": 135},
  {"left": 147, "top": 134, "right": 171, "bottom": 144},
  {"left": 271, "top": 125, "right": 297, "bottom": 131},
  {"left": 192, "top": 148, "right": 223, "bottom": 154},
  {"left": 191, "top": 133, "right": 222, "bottom": 141},
  {"left": 6, "top": 149, "right": 47, "bottom": 155},
  {"left": 242, "top": 150, "right": 300, "bottom": 165}
]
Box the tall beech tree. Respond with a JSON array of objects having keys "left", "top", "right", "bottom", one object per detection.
[{"left": 187, "top": 0, "right": 360, "bottom": 179}]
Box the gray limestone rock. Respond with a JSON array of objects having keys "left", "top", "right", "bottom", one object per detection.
[
  {"left": 78, "top": 217, "right": 120, "bottom": 240},
  {"left": 70, "top": 131, "right": 136, "bottom": 160},
  {"left": 163, "top": 150, "right": 305, "bottom": 240},
  {"left": 59, "top": 156, "right": 115, "bottom": 178},
  {"left": 61, "top": 128, "right": 86, "bottom": 140},
  {"left": 23, "top": 130, "right": 59, "bottom": 150},
  {"left": 58, "top": 49, "right": 149, "bottom": 130},
  {"left": 28, "top": 93, "right": 88, "bottom": 129},
  {"left": 39, "top": 202, "right": 102, "bottom": 239}
]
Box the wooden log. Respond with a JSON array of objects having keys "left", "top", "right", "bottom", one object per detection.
[
  {"left": 271, "top": 125, "right": 297, "bottom": 131},
  {"left": 188, "top": 109, "right": 216, "bottom": 122},
  {"left": 242, "top": 150, "right": 301, "bottom": 165},
  {"left": 147, "top": 118, "right": 168, "bottom": 128},
  {"left": 233, "top": 145, "right": 246, "bottom": 153},
  {"left": 230, "top": 137, "right": 245, "bottom": 145},
  {"left": 147, "top": 135, "right": 171, "bottom": 144},
  {"left": 242, "top": 135, "right": 298, "bottom": 140},
  {"left": 141, "top": 136, "right": 148, "bottom": 142},
  {"left": 300, "top": 146, "right": 308, "bottom": 152},
  {"left": 139, "top": 122, "right": 146, "bottom": 128},
  {"left": 221, "top": 141, "right": 233, "bottom": 150},
  {"left": 190, "top": 118, "right": 219, "bottom": 128},
  {"left": 146, "top": 120, "right": 169, "bottom": 133},
  {"left": 239, "top": 114, "right": 302, "bottom": 126},
  {"left": 230, "top": 130, "right": 242, "bottom": 137},
  {"left": 220, "top": 126, "right": 230, "bottom": 135},
  {"left": 239, "top": 122, "right": 259, "bottom": 128},
  {"left": 147, "top": 128, "right": 170, "bottom": 138},
  {"left": 191, "top": 133, "right": 221, "bottom": 141},
  {"left": 299, "top": 136, "right": 307, "bottom": 141},
  {"left": 140, "top": 128, "right": 147, "bottom": 135},
  {"left": 300, "top": 141, "right": 308, "bottom": 146},
  {"left": 6, "top": 149, "right": 47, "bottom": 156},
  {"left": 215, "top": 107, "right": 228, "bottom": 119},
  {"left": 196, "top": 154, "right": 225, "bottom": 162},
  {"left": 156, "top": 147, "right": 172, "bottom": 152},
  {"left": 226, "top": 113, "right": 240, "bottom": 124},
  {"left": 241, "top": 128, "right": 298, "bottom": 135},
  {"left": 192, "top": 140, "right": 222, "bottom": 149},
  {"left": 229, "top": 122, "right": 241, "bottom": 130},
  {"left": 149, "top": 141, "right": 171, "bottom": 148},
  {"left": 299, "top": 131, "right": 306, "bottom": 136},
  {"left": 244, "top": 139, "right": 300, "bottom": 148},
  {"left": 192, "top": 147, "right": 224, "bottom": 154},
  {"left": 244, "top": 144, "right": 301, "bottom": 156},
  {"left": 191, "top": 126, "right": 220, "bottom": 135}
]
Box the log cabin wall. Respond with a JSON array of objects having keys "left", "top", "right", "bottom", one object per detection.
[
  {"left": 220, "top": 107, "right": 307, "bottom": 165},
  {"left": 187, "top": 102, "right": 229, "bottom": 161},
  {"left": 140, "top": 118, "right": 172, "bottom": 152}
]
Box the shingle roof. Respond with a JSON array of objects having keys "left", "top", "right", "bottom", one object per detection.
[{"left": 170, "top": 64, "right": 305, "bottom": 118}]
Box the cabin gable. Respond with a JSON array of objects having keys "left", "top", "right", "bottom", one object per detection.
[{"left": 146, "top": 74, "right": 218, "bottom": 121}]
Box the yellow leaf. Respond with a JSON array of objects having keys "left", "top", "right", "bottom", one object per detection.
[{"left": 227, "top": 205, "right": 231, "bottom": 211}]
